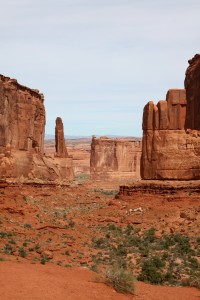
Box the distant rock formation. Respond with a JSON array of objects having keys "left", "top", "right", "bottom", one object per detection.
[
  {"left": 55, "top": 117, "right": 69, "bottom": 158},
  {"left": 0, "top": 75, "right": 74, "bottom": 182},
  {"left": 141, "top": 54, "right": 200, "bottom": 180},
  {"left": 90, "top": 136, "right": 141, "bottom": 180}
]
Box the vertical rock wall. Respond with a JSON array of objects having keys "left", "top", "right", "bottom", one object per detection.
[
  {"left": 141, "top": 54, "right": 200, "bottom": 180},
  {"left": 0, "top": 75, "right": 45, "bottom": 153}
]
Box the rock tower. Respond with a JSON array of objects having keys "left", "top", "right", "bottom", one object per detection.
[{"left": 141, "top": 54, "right": 200, "bottom": 180}]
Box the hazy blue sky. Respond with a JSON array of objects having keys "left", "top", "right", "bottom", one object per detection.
[{"left": 0, "top": 0, "right": 199, "bottom": 136}]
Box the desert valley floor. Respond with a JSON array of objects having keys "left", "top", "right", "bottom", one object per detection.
[{"left": 0, "top": 174, "right": 199, "bottom": 300}]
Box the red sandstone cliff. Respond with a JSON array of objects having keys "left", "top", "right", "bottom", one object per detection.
[
  {"left": 90, "top": 136, "right": 141, "bottom": 180},
  {"left": 0, "top": 75, "right": 74, "bottom": 182},
  {"left": 141, "top": 54, "right": 200, "bottom": 180},
  {"left": 0, "top": 75, "right": 45, "bottom": 152}
]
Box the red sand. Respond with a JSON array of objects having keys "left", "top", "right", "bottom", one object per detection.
[{"left": 0, "top": 261, "right": 199, "bottom": 300}]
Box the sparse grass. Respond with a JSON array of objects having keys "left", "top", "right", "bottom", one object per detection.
[
  {"left": 75, "top": 174, "right": 90, "bottom": 182},
  {"left": 90, "top": 264, "right": 99, "bottom": 273},
  {"left": 105, "top": 264, "right": 135, "bottom": 294},
  {"left": 182, "top": 273, "right": 200, "bottom": 289},
  {"left": 93, "top": 188, "right": 118, "bottom": 196}
]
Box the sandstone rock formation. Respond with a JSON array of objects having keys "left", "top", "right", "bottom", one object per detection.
[
  {"left": 0, "top": 75, "right": 74, "bottom": 181},
  {"left": 141, "top": 54, "right": 200, "bottom": 180},
  {"left": 0, "top": 75, "right": 45, "bottom": 152},
  {"left": 55, "top": 117, "right": 69, "bottom": 158},
  {"left": 185, "top": 54, "right": 200, "bottom": 130},
  {"left": 90, "top": 136, "right": 141, "bottom": 180}
]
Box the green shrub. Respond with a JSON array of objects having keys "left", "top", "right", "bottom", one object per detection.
[
  {"left": 144, "top": 228, "right": 156, "bottom": 243},
  {"left": 24, "top": 223, "right": 32, "bottom": 229},
  {"left": 138, "top": 256, "right": 165, "bottom": 284},
  {"left": 18, "top": 247, "right": 27, "bottom": 258},
  {"left": 92, "top": 237, "right": 109, "bottom": 249},
  {"left": 0, "top": 232, "right": 7, "bottom": 238},
  {"left": 22, "top": 195, "right": 28, "bottom": 202},
  {"left": 105, "top": 264, "right": 135, "bottom": 294},
  {"left": 40, "top": 255, "right": 49, "bottom": 265},
  {"left": 68, "top": 220, "right": 75, "bottom": 228},
  {"left": 3, "top": 244, "right": 13, "bottom": 255},
  {"left": 93, "top": 189, "right": 118, "bottom": 196}
]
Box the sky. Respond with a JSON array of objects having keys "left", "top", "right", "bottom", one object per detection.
[{"left": 0, "top": 0, "right": 200, "bottom": 137}]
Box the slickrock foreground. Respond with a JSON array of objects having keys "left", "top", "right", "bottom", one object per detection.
[
  {"left": 141, "top": 54, "right": 200, "bottom": 180},
  {"left": 90, "top": 136, "right": 141, "bottom": 180},
  {"left": 0, "top": 75, "right": 74, "bottom": 181}
]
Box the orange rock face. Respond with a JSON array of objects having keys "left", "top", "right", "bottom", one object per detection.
[
  {"left": 0, "top": 75, "right": 74, "bottom": 181},
  {"left": 90, "top": 136, "right": 141, "bottom": 180},
  {"left": 0, "top": 75, "right": 45, "bottom": 152},
  {"left": 141, "top": 54, "right": 200, "bottom": 180}
]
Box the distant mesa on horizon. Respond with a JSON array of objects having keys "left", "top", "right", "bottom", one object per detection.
[{"left": 45, "top": 134, "right": 142, "bottom": 140}]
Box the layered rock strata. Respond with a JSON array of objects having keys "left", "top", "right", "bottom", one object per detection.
[
  {"left": 0, "top": 75, "right": 74, "bottom": 181},
  {"left": 117, "top": 180, "right": 200, "bottom": 198},
  {"left": 141, "top": 54, "right": 200, "bottom": 180},
  {"left": 90, "top": 136, "right": 141, "bottom": 180},
  {"left": 0, "top": 75, "right": 45, "bottom": 152}
]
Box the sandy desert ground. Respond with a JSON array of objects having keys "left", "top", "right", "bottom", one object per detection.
[{"left": 0, "top": 170, "right": 199, "bottom": 299}]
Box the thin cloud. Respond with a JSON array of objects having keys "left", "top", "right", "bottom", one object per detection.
[{"left": 0, "top": 0, "right": 199, "bottom": 136}]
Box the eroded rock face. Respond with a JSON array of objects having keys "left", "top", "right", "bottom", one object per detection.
[
  {"left": 55, "top": 117, "right": 69, "bottom": 158},
  {"left": 142, "top": 89, "right": 187, "bottom": 132},
  {"left": 141, "top": 54, "right": 200, "bottom": 180},
  {"left": 0, "top": 75, "right": 45, "bottom": 152},
  {"left": 0, "top": 75, "right": 74, "bottom": 182},
  {"left": 185, "top": 54, "right": 200, "bottom": 130},
  {"left": 90, "top": 136, "right": 141, "bottom": 180}
]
